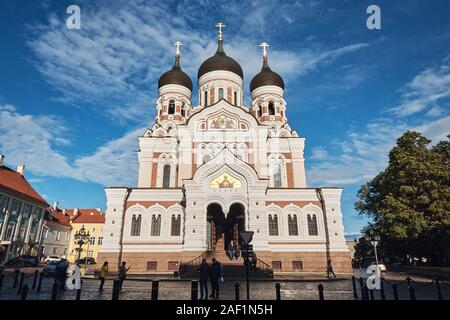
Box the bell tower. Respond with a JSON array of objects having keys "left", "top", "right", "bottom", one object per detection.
[
  {"left": 157, "top": 41, "right": 193, "bottom": 125},
  {"left": 250, "top": 42, "right": 287, "bottom": 128}
]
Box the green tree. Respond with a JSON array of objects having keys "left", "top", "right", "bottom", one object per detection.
[{"left": 355, "top": 131, "right": 450, "bottom": 265}]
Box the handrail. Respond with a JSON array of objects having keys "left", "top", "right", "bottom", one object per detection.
[{"left": 178, "top": 251, "right": 211, "bottom": 276}]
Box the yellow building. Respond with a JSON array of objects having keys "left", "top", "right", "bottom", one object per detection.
[{"left": 66, "top": 208, "right": 105, "bottom": 263}]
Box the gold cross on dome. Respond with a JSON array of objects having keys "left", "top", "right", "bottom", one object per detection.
[
  {"left": 173, "top": 40, "right": 183, "bottom": 57},
  {"left": 260, "top": 42, "right": 269, "bottom": 58},
  {"left": 215, "top": 21, "right": 226, "bottom": 40}
]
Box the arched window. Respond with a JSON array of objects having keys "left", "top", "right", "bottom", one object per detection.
[
  {"left": 181, "top": 103, "right": 185, "bottom": 117},
  {"left": 204, "top": 91, "right": 208, "bottom": 107},
  {"left": 203, "top": 154, "right": 211, "bottom": 164},
  {"left": 268, "top": 214, "right": 279, "bottom": 236},
  {"left": 258, "top": 104, "right": 262, "bottom": 117},
  {"left": 268, "top": 102, "right": 275, "bottom": 115},
  {"left": 162, "top": 164, "right": 171, "bottom": 188},
  {"left": 218, "top": 88, "right": 224, "bottom": 100},
  {"left": 273, "top": 165, "right": 282, "bottom": 188},
  {"left": 288, "top": 214, "right": 298, "bottom": 236},
  {"left": 151, "top": 214, "right": 161, "bottom": 236},
  {"left": 233, "top": 91, "right": 238, "bottom": 105},
  {"left": 307, "top": 214, "right": 318, "bottom": 236},
  {"left": 168, "top": 100, "right": 175, "bottom": 115},
  {"left": 171, "top": 214, "right": 181, "bottom": 236},
  {"left": 130, "top": 214, "right": 142, "bottom": 236}
]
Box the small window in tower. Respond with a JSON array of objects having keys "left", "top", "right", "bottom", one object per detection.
[
  {"left": 268, "top": 102, "right": 275, "bottom": 115},
  {"left": 233, "top": 91, "right": 238, "bottom": 105},
  {"left": 181, "top": 103, "right": 185, "bottom": 117},
  {"left": 273, "top": 164, "right": 282, "bottom": 188},
  {"left": 162, "top": 164, "right": 171, "bottom": 188},
  {"left": 258, "top": 104, "right": 263, "bottom": 117},
  {"left": 218, "top": 88, "right": 224, "bottom": 100},
  {"left": 203, "top": 154, "right": 211, "bottom": 164},
  {"left": 168, "top": 100, "right": 175, "bottom": 114},
  {"left": 204, "top": 91, "right": 208, "bottom": 107}
]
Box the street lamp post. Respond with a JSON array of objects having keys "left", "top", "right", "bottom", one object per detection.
[
  {"left": 365, "top": 230, "right": 381, "bottom": 272},
  {"left": 73, "top": 225, "right": 90, "bottom": 263}
]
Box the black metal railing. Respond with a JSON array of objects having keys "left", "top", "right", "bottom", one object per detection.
[{"left": 178, "top": 251, "right": 212, "bottom": 276}]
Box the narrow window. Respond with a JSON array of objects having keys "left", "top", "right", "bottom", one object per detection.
[
  {"left": 168, "top": 100, "right": 175, "bottom": 115},
  {"left": 171, "top": 214, "right": 181, "bottom": 236},
  {"left": 288, "top": 214, "right": 299, "bottom": 236},
  {"left": 131, "top": 214, "right": 141, "bottom": 236},
  {"left": 234, "top": 91, "right": 238, "bottom": 105},
  {"left": 268, "top": 214, "right": 279, "bottom": 236},
  {"left": 162, "top": 164, "right": 171, "bottom": 188},
  {"left": 181, "top": 103, "right": 185, "bottom": 117},
  {"left": 273, "top": 164, "right": 282, "bottom": 188},
  {"left": 218, "top": 88, "right": 224, "bottom": 100},
  {"left": 204, "top": 91, "right": 208, "bottom": 107},
  {"left": 268, "top": 102, "right": 275, "bottom": 115},
  {"left": 151, "top": 214, "right": 162, "bottom": 236},
  {"left": 307, "top": 214, "right": 318, "bottom": 236},
  {"left": 258, "top": 105, "right": 262, "bottom": 117}
]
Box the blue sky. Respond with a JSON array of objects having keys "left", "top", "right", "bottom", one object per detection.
[{"left": 0, "top": 0, "right": 449, "bottom": 238}]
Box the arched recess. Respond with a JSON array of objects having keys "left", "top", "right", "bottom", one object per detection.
[
  {"left": 124, "top": 204, "right": 147, "bottom": 239},
  {"left": 283, "top": 204, "right": 303, "bottom": 237},
  {"left": 302, "top": 203, "right": 325, "bottom": 238}
]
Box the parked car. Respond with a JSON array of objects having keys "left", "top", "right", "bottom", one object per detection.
[
  {"left": 370, "top": 262, "right": 387, "bottom": 273},
  {"left": 6, "top": 255, "right": 39, "bottom": 267},
  {"left": 43, "top": 260, "right": 60, "bottom": 275},
  {"left": 45, "top": 255, "right": 61, "bottom": 264},
  {"left": 76, "top": 257, "right": 96, "bottom": 265}
]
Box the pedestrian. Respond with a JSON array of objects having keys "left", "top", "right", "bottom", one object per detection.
[
  {"left": 118, "top": 261, "right": 131, "bottom": 290},
  {"left": 99, "top": 261, "right": 109, "bottom": 291},
  {"left": 327, "top": 260, "right": 336, "bottom": 278},
  {"left": 209, "top": 258, "right": 222, "bottom": 299},
  {"left": 198, "top": 259, "right": 209, "bottom": 300},
  {"left": 57, "top": 258, "right": 69, "bottom": 290}
]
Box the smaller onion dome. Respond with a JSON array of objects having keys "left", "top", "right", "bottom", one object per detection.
[
  {"left": 250, "top": 42, "right": 284, "bottom": 92},
  {"left": 158, "top": 49, "right": 193, "bottom": 91}
]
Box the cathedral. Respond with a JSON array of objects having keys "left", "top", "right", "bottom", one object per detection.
[{"left": 97, "top": 23, "right": 352, "bottom": 274}]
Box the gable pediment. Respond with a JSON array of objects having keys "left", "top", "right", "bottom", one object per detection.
[{"left": 184, "top": 99, "right": 259, "bottom": 131}]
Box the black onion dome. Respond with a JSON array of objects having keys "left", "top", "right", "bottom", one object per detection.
[
  {"left": 250, "top": 57, "right": 284, "bottom": 92},
  {"left": 198, "top": 40, "right": 243, "bottom": 79},
  {"left": 158, "top": 56, "right": 193, "bottom": 91}
]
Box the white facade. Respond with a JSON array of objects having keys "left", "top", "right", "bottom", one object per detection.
[{"left": 98, "top": 30, "right": 351, "bottom": 273}]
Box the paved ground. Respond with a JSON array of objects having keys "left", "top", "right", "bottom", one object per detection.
[{"left": 1, "top": 269, "right": 449, "bottom": 300}]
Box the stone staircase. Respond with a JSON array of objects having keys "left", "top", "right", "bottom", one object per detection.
[{"left": 179, "top": 250, "right": 273, "bottom": 280}]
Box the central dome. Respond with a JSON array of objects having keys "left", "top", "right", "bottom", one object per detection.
[{"left": 198, "top": 40, "right": 243, "bottom": 80}]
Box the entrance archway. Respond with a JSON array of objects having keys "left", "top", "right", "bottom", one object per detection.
[{"left": 206, "top": 202, "right": 245, "bottom": 252}]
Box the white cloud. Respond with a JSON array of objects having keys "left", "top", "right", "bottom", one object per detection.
[
  {"left": 0, "top": 105, "right": 80, "bottom": 179},
  {"left": 308, "top": 116, "right": 449, "bottom": 186},
  {"left": 27, "top": 0, "right": 369, "bottom": 121},
  {"left": 388, "top": 62, "right": 450, "bottom": 117},
  {"left": 310, "top": 147, "right": 328, "bottom": 160},
  {"left": 0, "top": 104, "right": 140, "bottom": 187}
]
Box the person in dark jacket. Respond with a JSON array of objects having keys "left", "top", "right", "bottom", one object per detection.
[
  {"left": 56, "top": 259, "right": 69, "bottom": 290},
  {"left": 198, "top": 259, "right": 210, "bottom": 300},
  {"left": 209, "top": 258, "right": 222, "bottom": 299}
]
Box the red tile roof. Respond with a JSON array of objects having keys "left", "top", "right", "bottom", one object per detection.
[
  {"left": 0, "top": 165, "right": 48, "bottom": 206},
  {"left": 45, "top": 208, "right": 72, "bottom": 228},
  {"left": 67, "top": 208, "right": 105, "bottom": 224}
]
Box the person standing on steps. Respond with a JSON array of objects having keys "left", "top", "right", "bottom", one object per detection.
[
  {"left": 118, "top": 261, "right": 131, "bottom": 290},
  {"left": 209, "top": 258, "right": 222, "bottom": 299},
  {"left": 99, "top": 261, "right": 109, "bottom": 291},
  {"left": 198, "top": 259, "right": 210, "bottom": 300}
]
